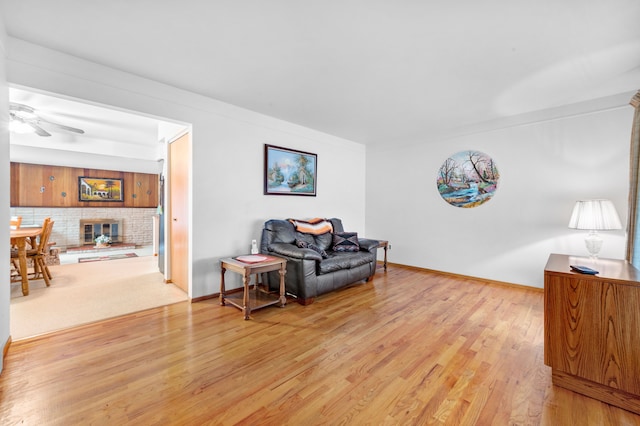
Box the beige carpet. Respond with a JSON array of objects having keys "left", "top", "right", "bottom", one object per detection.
[{"left": 10, "top": 255, "right": 188, "bottom": 340}]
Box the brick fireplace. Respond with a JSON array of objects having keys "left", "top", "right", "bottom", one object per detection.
[
  {"left": 9, "top": 207, "right": 156, "bottom": 250},
  {"left": 80, "top": 219, "right": 123, "bottom": 245}
]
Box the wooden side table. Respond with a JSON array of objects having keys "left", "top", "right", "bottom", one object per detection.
[
  {"left": 219, "top": 255, "right": 286, "bottom": 320},
  {"left": 374, "top": 240, "right": 389, "bottom": 271}
]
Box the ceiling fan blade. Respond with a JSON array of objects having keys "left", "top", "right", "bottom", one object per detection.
[
  {"left": 37, "top": 118, "right": 85, "bottom": 134},
  {"left": 9, "top": 102, "right": 36, "bottom": 114},
  {"left": 28, "top": 122, "right": 51, "bottom": 137},
  {"left": 10, "top": 102, "right": 85, "bottom": 135}
]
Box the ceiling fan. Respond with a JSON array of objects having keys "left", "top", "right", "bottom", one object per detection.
[{"left": 9, "top": 102, "right": 85, "bottom": 136}]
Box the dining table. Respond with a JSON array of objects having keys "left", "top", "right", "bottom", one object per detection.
[{"left": 10, "top": 227, "right": 42, "bottom": 296}]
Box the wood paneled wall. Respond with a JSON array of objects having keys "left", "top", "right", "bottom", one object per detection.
[{"left": 11, "top": 163, "right": 159, "bottom": 208}]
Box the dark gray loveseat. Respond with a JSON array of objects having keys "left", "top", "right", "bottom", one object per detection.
[{"left": 260, "top": 218, "right": 379, "bottom": 305}]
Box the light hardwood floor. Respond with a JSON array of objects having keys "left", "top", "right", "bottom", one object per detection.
[{"left": 1, "top": 264, "right": 639, "bottom": 425}]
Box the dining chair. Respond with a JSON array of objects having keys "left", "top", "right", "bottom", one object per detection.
[
  {"left": 11, "top": 218, "right": 54, "bottom": 287},
  {"left": 10, "top": 216, "right": 22, "bottom": 229},
  {"left": 10, "top": 256, "right": 21, "bottom": 282},
  {"left": 11, "top": 215, "right": 39, "bottom": 250},
  {"left": 32, "top": 219, "right": 55, "bottom": 284},
  {"left": 10, "top": 216, "right": 24, "bottom": 277}
]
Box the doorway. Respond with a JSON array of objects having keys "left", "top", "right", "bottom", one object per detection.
[{"left": 8, "top": 87, "right": 191, "bottom": 339}]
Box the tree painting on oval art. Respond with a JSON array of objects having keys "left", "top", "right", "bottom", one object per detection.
[{"left": 437, "top": 150, "right": 500, "bottom": 208}]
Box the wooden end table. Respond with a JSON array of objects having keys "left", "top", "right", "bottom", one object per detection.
[
  {"left": 374, "top": 240, "right": 389, "bottom": 271},
  {"left": 219, "top": 255, "right": 287, "bottom": 320}
]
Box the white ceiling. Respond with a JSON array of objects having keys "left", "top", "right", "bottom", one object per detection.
[
  {"left": 9, "top": 87, "right": 185, "bottom": 156},
  {"left": 2, "top": 1, "right": 640, "bottom": 151},
  {"left": 8, "top": 86, "right": 187, "bottom": 173}
]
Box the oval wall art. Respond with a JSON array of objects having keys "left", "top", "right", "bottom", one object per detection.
[{"left": 436, "top": 150, "right": 500, "bottom": 208}]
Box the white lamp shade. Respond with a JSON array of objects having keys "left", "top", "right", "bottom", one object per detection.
[{"left": 568, "top": 199, "right": 622, "bottom": 230}]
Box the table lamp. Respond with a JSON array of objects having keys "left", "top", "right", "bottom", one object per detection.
[{"left": 568, "top": 199, "right": 622, "bottom": 258}]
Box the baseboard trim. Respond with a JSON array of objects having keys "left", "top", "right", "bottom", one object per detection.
[
  {"left": 3, "top": 335, "right": 12, "bottom": 371},
  {"left": 191, "top": 286, "right": 247, "bottom": 303},
  {"left": 377, "top": 261, "right": 543, "bottom": 292},
  {"left": 191, "top": 293, "right": 218, "bottom": 303}
]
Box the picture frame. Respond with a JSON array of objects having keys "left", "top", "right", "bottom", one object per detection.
[
  {"left": 264, "top": 144, "right": 317, "bottom": 196},
  {"left": 78, "top": 177, "right": 124, "bottom": 202}
]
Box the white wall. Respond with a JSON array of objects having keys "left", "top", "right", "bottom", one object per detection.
[
  {"left": 0, "top": 17, "right": 9, "bottom": 373},
  {"left": 366, "top": 105, "right": 633, "bottom": 288},
  {"left": 6, "top": 38, "right": 367, "bottom": 298}
]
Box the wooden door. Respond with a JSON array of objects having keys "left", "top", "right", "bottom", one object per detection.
[{"left": 168, "top": 133, "right": 190, "bottom": 293}]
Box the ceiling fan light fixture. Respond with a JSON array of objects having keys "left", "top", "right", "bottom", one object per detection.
[{"left": 9, "top": 118, "right": 35, "bottom": 134}]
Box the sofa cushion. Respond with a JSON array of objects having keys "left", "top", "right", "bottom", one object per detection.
[
  {"left": 318, "top": 251, "right": 372, "bottom": 274},
  {"left": 296, "top": 232, "right": 314, "bottom": 246},
  {"left": 265, "top": 219, "right": 296, "bottom": 244},
  {"left": 296, "top": 239, "right": 328, "bottom": 258},
  {"left": 314, "top": 232, "right": 333, "bottom": 251},
  {"left": 296, "top": 231, "right": 333, "bottom": 252},
  {"left": 328, "top": 218, "right": 344, "bottom": 233},
  {"left": 332, "top": 232, "right": 359, "bottom": 252},
  {"left": 268, "top": 242, "right": 322, "bottom": 260}
]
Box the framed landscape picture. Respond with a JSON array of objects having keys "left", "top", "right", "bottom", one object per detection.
[
  {"left": 436, "top": 150, "right": 499, "bottom": 208},
  {"left": 78, "top": 177, "right": 124, "bottom": 202},
  {"left": 264, "top": 144, "right": 317, "bottom": 196}
]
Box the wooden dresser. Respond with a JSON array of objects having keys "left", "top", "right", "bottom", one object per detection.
[{"left": 544, "top": 253, "right": 640, "bottom": 414}]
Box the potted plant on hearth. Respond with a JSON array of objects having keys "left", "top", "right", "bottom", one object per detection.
[{"left": 95, "top": 234, "right": 112, "bottom": 248}]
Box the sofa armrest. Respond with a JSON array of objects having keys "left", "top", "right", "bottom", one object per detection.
[
  {"left": 358, "top": 238, "right": 380, "bottom": 252},
  {"left": 267, "top": 242, "right": 323, "bottom": 261}
]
